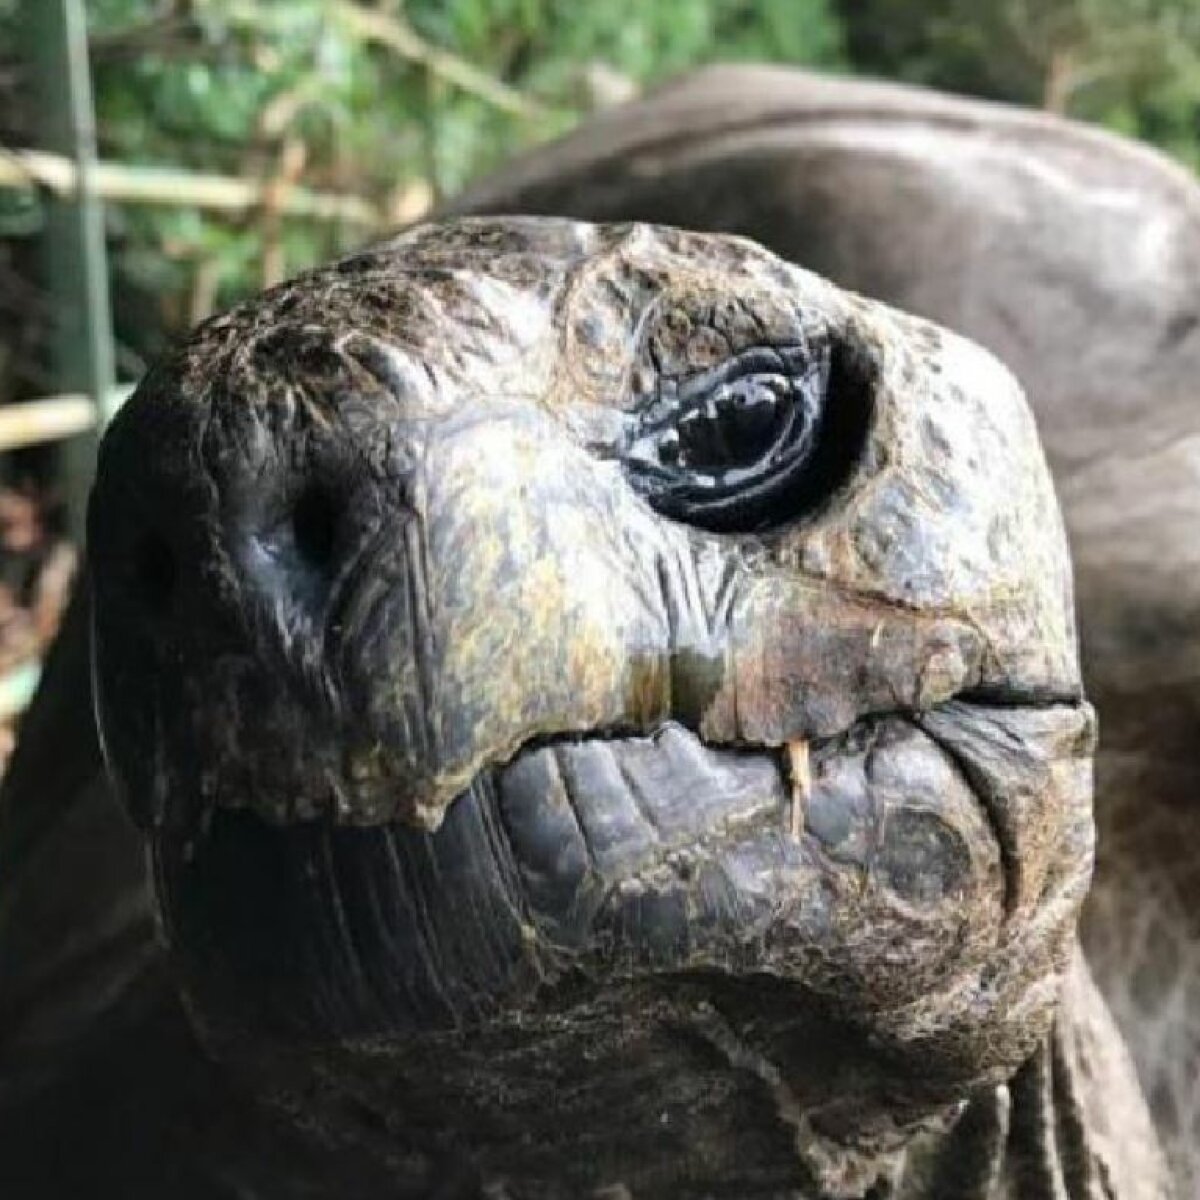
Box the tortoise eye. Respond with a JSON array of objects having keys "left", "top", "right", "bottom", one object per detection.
[
  {"left": 623, "top": 342, "right": 853, "bottom": 533},
  {"left": 665, "top": 370, "right": 795, "bottom": 472}
]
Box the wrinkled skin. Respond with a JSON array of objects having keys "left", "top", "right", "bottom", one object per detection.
[
  {"left": 81, "top": 216, "right": 1101, "bottom": 1197},
  {"left": 0, "top": 73, "right": 1180, "bottom": 1200}
]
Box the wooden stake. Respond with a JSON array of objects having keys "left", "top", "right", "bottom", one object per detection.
[{"left": 787, "top": 740, "right": 810, "bottom": 842}]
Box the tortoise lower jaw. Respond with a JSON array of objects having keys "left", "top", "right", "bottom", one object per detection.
[
  {"left": 148, "top": 698, "right": 1091, "bottom": 1196},
  {"left": 148, "top": 697, "right": 1096, "bottom": 1046},
  {"left": 155, "top": 721, "right": 793, "bottom": 1041}
]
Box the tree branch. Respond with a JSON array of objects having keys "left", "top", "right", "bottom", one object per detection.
[
  {"left": 329, "top": 2, "right": 549, "bottom": 120},
  {"left": 0, "top": 147, "right": 383, "bottom": 226}
]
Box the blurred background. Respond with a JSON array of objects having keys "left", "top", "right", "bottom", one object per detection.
[{"left": 0, "top": 0, "right": 1197, "bottom": 769}]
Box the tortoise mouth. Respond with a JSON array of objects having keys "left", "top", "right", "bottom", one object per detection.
[{"left": 146, "top": 693, "right": 1094, "bottom": 1044}]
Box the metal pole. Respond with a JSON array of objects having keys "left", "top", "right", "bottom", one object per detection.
[{"left": 22, "top": 0, "right": 115, "bottom": 546}]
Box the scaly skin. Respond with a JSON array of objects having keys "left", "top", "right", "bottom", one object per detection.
[{"left": 55, "top": 215, "right": 1153, "bottom": 1197}]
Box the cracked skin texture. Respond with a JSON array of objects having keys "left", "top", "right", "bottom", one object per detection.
[{"left": 0, "top": 216, "right": 1169, "bottom": 1194}]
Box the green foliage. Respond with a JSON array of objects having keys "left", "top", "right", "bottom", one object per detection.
[
  {"left": 5, "top": 0, "right": 1199, "bottom": 365},
  {"left": 67, "top": 0, "right": 846, "bottom": 351}
]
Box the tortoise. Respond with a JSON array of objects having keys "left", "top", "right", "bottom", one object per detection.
[
  {"left": 8, "top": 210, "right": 1154, "bottom": 1199},
  {"left": 0, "top": 68, "right": 1188, "bottom": 1198}
]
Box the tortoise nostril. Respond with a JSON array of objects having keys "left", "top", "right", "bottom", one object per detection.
[
  {"left": 292, "top": 485, "right": 340, "bottom": 571},
  {"left": 134, "top": 531, "right": 177, "bottom": 616}
]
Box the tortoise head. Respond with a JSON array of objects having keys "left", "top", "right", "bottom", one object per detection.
[{"left": 89, "top": 217, "right": 1093, "bottom": 1194}]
